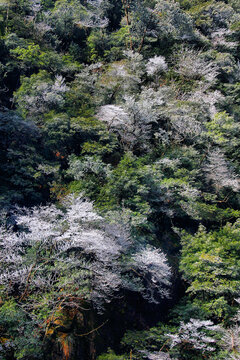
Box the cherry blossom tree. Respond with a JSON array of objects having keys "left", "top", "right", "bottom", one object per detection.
[
  {"left": 203, "top": 148, "right": 240, "bottom": 192},
  {"left": 0, "top": 195, "right": 172, "bottom": 315},
  {"left": 146, "top": 55, "right": 168, "bottom": 77},
  {"left": 15, "top": 72, "right": 69, "bottom": 118},
  {"left": 167, "top": 319, "right": 220, "bottom": 353},
  {"left": 176, "top": 47, "right": 219, "bottom": 84}
]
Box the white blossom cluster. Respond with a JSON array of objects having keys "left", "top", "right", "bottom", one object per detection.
[
  {"left": 99, "top": 52, "right": 145, "bottom": 102},
  {"left": 132, "top": 247, "right": 171, "bottom": 301},
  {"left": 203, "top": 148, "right": 240, "bottom": 192},
  {"left": 97, "top": 87, "right": 168, "bottom": 151},
  {"left": 211, "top": 29, "right": 238, "bottom": 50},
  {"left": 74, "top": 62, "right": 103, "bottom": 96},
  {"left": 167, "top": 319, "right": 220, "bottom": 352},
  {"left": 97, "top": 53, "right": 224, "bottom": 150},
  {"left": 76, "top": 0, "right": 108, "bottom": 28},
  {"left": 221, "top": 325, "right": 240, "bottom": 355},
  {"left": 140, "top": 350, "right": 171, "bottom": 360},
  {"left": 123, "top": 50, "right": 145, "bottom": 77},
  {"left": 146, "top": 56, "right": 168, "bottom": 76},
  {"left": 22, "top": 75, "right": 69, "bottom": 117},
  {"left": 165, "top": 103, "right": 203, "bottom": 142},
  {"left": 188, "top": 89, "right": 224, "bottom": 118},
  {"left": 216, "top": 299, "right": 240, "bottom": 357},
  {"left": 0, "top": 195, "right": 171, "bottom": 311},
  {"left": 105, "top": 63, "right": 142, "bottom": 96},
  {"left": 176, "top": 47, "right": 219, "bottom": 84},
  {"left": 67, "top": 155, "right": 109, "bottom": 180},
  {"left": 97, "top": 102, "right": 151, "bottom": 151}
]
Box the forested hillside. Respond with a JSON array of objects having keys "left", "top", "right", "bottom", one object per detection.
[{"left": 0, "top": 0, "right": 240, "bottom": 359}]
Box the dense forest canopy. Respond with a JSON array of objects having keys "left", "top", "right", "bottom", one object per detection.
[{"left": 0, "top": 0, "right": 240, "bottom": 359}]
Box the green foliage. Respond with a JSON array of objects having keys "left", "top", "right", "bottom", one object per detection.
[
  {"left": 177, "top": 0, "right": 210, "bottom": 11},
  {"left": 14, "top": 70, "right": 69, "bottom": 119},
  {"left": 0, "top": 111, "right": 50, "bottom": 206},
  {"left": 190, "top": 1, "right": 236, "bottom": 35},
  {"left": 1, "top": 0, "right": 240, "bottom": 358},
  {"left": 10, "top": 42, "right": 80, "bottom": 73},
  {"left": 121, "top": 323, "right": 176, "bottom": 357},
  {"left": 180, "top": 220, "right": 240, "bottom": 320},
  {"left": 105, "top": 27, "right": 129, "bottom": 61},
  {"left": 206, "top": 111, "right": 240, "bottom": 146},
  {"left": 10, "top": 43, "right": 48, "bottom": 68},
  {"left": 87, "top": 30, "right": 110, "bottom": 62},
  {"left": 0, "top": 300, "right": 43, "bottom": 359},
  {"left": 97, "top": 349, "right": 126, "bottom": 360}
]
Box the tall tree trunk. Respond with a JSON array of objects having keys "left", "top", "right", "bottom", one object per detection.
[
  {"left": 89, "top": 312, "right": 96, "bottom": 360},
  {"left": 122, "top": 0, "right": 133, "bottom": 50}
]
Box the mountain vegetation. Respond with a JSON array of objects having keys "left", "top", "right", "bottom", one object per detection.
[{"left": 0, "top": 0, "right": 240, "bottom": 359}]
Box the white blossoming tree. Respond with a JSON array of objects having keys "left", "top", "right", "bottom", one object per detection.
[
  {"left": 14, "top": 71, "right": 69, "bottom": 119},
  {"left": 146, "top": 55, "right": 168, "bottom": 77},
  {"left": 176, "top": 47, "right": 219, "bottom": 84},
  {"left": 0, "top": 195, "right": 172, "bottom": 316},
  {"left": 203, "top": 148, "right": 240, "bottom": 193},
  {"left": 167, "top": 319, "right": 220, "bottom": 353},
  {"left": 97, "top": 86, "right": 168, "bottom": 152}
]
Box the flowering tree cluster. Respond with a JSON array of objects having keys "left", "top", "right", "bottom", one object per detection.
[
  {"left": 146, "top": 55, "right": 168, "bottom": 77},
  {"left": 14, "top": 72, "right": 69, "bottom": 118},
  {"left": 175, "top": 47, "right": 219, "bottom": 83},
  {"left": 1, "top": 0, "right": 240, "bottom": 358},
  {"left": 203, "top": 148, "right": 240, "bottom": 192},
  {"left": 97, "top": 97, "right": 156, "bottom": 151},
  {"left": 0, "top": 195, "right": 171, "bottom": 315},
  {"left": 167, "top": 319, "right": 220, "bottom": 353}
]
